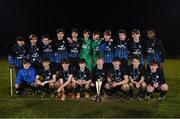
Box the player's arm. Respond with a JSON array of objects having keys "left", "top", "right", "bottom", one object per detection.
[
  {"left": 47, "top": 74, "right": 56, "bottom": 83},
  {"left": 15, "top": 70, "right": 22, "bottom": 87},
  {"left": 60, "top": 74, "right": 73, "bottom": 88},
  {"left": 28, "top": 68, "right": 36, "bottom": 84},
  {"left": 116, "top": 75, "right": 129, "bottom": 86},
  {"left": 129, "top": 76, "right": 138, "bottom": 84}
]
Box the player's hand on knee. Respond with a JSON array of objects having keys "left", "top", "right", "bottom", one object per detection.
[
  {"left": 135, "top": 83, "right": 140, "bottom": 88},
  {"left": 153, "top": 82, "right": 159, "bottom": 88}
]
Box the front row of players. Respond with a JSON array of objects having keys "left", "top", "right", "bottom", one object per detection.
[{"left": 15, "top": 56, "right": 168, "bottom": 102}]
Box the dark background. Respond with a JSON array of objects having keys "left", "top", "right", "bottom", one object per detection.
[{"left": 0, "top": 0, "right": 180, "bottom": 57}]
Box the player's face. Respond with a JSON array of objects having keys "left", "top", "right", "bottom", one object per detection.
[
  {"left": 150, "top": 65, "right": 158, "bottom": 72},
  {"left": 17, "top": 40, "right": 25, "bottom": 47},
  {"left": 30, "top": 38, "right": 37, "bottom": 45},
  {"left": 42, "top": 38, "right": 50, "bottom": 45},
  {"left": 79, "top": 63, "right": 86, "bottom": 70},
  {"left": 57, "top": 32, "right": 64, "bottom": 39},
  {"left": 62, "top": 63, "right": 69, "bottom": 70},
  {"left": 96, "top": 59, "right": 104, "bottom": 67},
  {"left": 42, "top": 61, "right": 50, "bottom": 69},
  {"left": 104, "top": 35, "right": 111, "bottom": 41},
  {"left": 92, "top": 34, "right": 99, "bottom": 40},
  {"left": 112, "top": 61, "right": 120, "bottom": 69},
  {"left": 83, "top": 32, "right": 90, "bottom": 39},
  {"left": 147, "top": 31, "right": 156, "bottom": 39},
  {"left": 132, "top": 59, "right": 140, "bottom": 68},
  {"left": 119, "top": 33, "right": 126, "bottom": 41},
  {"left": 132, "top": 33, "right": 140, "bottom": 40},
  {"left": 23, "top": 63, "right": 31, "bottom": 69},
  {"left": 71, "top": 32, "right": 78, "bottom": 39}
]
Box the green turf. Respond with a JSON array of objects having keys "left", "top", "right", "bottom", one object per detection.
[{"left": 0, "top": 59, "right": 180, "bottom": 118}]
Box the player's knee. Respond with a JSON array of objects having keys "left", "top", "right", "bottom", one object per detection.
[
  {"left": 141, "top": 82, "right": 146, "bottom": 89},
  {"left": 49, "top": 82, "right": 54, "bottom": 88},
  {"left": 121, "top": 84, "right": 129, "bottom": 92},
  {"left": 161, "top": 83, "right": 168, "bottom": 91},
  {"left": 90, "top": 82, "right": 95, "bottom": 87},
  {"left": 55, "top": 81, "right": 61, "bottom": 89},
  {"left": 85, "top": 84, "right": 90, "bottom": 90},
  {"left": 147, "top": 85, "right": 154, "bottom": 93},
  {"left": 129, "top": 82, "right": 134, "bottom": 88},
  {"left": 105, "top": 83, "right": 111, "bottom": 90}
]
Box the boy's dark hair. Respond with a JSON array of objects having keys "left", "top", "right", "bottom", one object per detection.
[
  {"left": 104, "top": 29, "right": 111, "bottom": 36},
  {"left": 29, "top": 34, "right": 37, "bottom": 40},
  {"left": 42, "top": 35, "right": 50, "bottom": 39},
  {"left": 112, "top": 57, "right": 121, "bottom": 62},
  {"left": 16, "top": 36, "right": 25, "bottom": 41},
  {"left": 132, "top": 29, "right": 140, "bottom": 34},
  {"left": 118, "top": 29, "right": 127, "bottom": 35},
  {"left": 132, "top": 56, "right": 140, "bottom": 61},
  {"left": 147, "top": 29, "right": 157, "bottom": 34},
  {"left": 83, "top": 29, "right": 90, "bottom": 35},
  {"left": 23, "top": 59, "right": 31, "bottom": 64},
  {"left": 92, "top": 31, "right": 100, "bottom": 35},
  {"left": 79, "top": 59, "right": 86, "bottom": 64},
  {"left": 150, "top": 60, "right": 158, "bottom": 66},
  {"left": 96, "top": 56, "right": 104, "bottom": 60},
  {"left": 56, "top": 28, "right": 65, "bottom": 34},
  {"left": 71, "top": 28, "right": 79, "bottom": 34},
  {"left": 61, "top": 59, "right": 70, "bottom": 64},
  {"left": 42, "top": 57, "right": 50, "bottom": 62}
]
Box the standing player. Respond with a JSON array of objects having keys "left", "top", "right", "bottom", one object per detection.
[
  {"left": 41, "top": 35, "right": 55, "bottom": 63},
  {"left": 99, "top": 29, "right": 114, "bottom": 70},
  {"left": 15, "top": 59, "right": 37, "bottom": 95},
  {"left": 91, "top": 31, "right": 102, "bottom": 69},
  {"left": 27, "top": 34, "right": 41, "bottom": 70},
  {"left": 146, "top": 29, "right": 165, "bottom": 69},
  {"left": 36, "top": 58, "right": 56, "bottom": 97},
  {"left": 8, "top": 36, "right": 27, "bottom": 73},
  {"left": 129, "top": 29, "right": 145, "bottom": 65},
  {"left": 54, "top": 28, "right": 68, "bottom": 69},
  {"left": 72, "top": 59, "right": 91, "bottom": 99},
  {"left": 67, "top": 28, "right": 82, "bottom": 69},
  {"left": 105, "top": 57, "right": 129, "bottom": 97},
  {"left": 128, "top": 56, "right": 146, "bottom": 100},
  {"left": 56, "top": 59, "right": 74, "bottom": 101},
  {"left": 145, "top": 60, "right": 168, "bottom": 101},
  {"left": 114, "top": 29, "right": 129, "bottom": 68},
  {"left": 80, "top": 29, "right": 92, "bottom": 71}
]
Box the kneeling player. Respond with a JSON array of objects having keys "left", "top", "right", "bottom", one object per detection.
[
  {"left": 36, "top": 58, "right": 56, "bottom": 97},
  {"left": 72, "top": 59, "right": 91, "bottom": 99},
  {"left": 146, "top": 60, "right": 168, "bottom": 101},
  {"left": 105, "top": 57, "right": 129, "bottom": 97},
  {"left": 56, "top": 59, "right": 74, "bottom": 101},
  {"left": 15, "top": 59, "right": 37, "bottom": 95},
  {"left": 128, "top": 57, "right": 146, "bottom": 100}
]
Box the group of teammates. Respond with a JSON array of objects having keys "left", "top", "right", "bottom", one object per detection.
[{"left": 8, "top": 28, "right": 168, "bottom": 101}]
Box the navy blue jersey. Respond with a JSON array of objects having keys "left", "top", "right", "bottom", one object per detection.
[
  {"left": 68, "top": 39, "right": 81, "bottom": 59},
  {"left": 37, "top": 65, "right": 56, "bottom": 81},
  {"left": 146, "top": 69, "right": 166, "bottom": 84},
  {"left": 108, "top": 66, "right": 127, "bottom": 82},
  {"left": 146, "top": 38, "right": 165, "bottom": 64},
  {"left": 27, "top": 44, "right": 41, "bottom": 63},
  {"left": 74, "top": 68, "right": 91, "bottom": 81},
  {"left": 57, "top": 68, "right": 74, "bottom": 82},
  {"left": 128, "top": 64, "right": 145, "bottom": 82},
  {"left": 91, "top": 66, "right": 107, "bottom": 83},
  {"left": 41, "top": 43, "right": 55, "bottom": 62},
  {"left": 10, "top": 44, "right": 27, "bottom": 68},
  {"left": 54, "top": 38, "right": 68, "bottom": 63},
  {"left": 99, "top": 39, "right": 114, "bottom": 63},
  {"left": 114, "top": 40, "right": 128, "bottom": 60}
]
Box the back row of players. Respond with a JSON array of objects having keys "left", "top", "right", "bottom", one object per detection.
[{"left": 8, "top": 28, "right": 168, "bottom": 101}]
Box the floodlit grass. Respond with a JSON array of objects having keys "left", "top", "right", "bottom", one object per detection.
[{"left": 0, "top": 59, "right": 180, "bottom": 118}]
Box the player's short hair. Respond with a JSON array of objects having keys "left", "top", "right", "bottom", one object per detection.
[
  {"left": 104, "top": 29, "right": 111, "bottom": 36},
  {"left": 92, "top": 31, "right": 100, "bottom": 35},
  {"left": 96, "top": 56, "right": 104, "bottom": 60},
  {"left": 112, "top": 57, "right": 121, "bottom": 62},
  {"left": 147, "top": 28, "right": 157, "bottom": 34},
  {"left": 56, "top": 28, "right": 65, "bottom": 34},
  {"left": 150, "top": 60, "right": 158, "bottom": 66},
  {"left": 42, "top": 35, "right": 50, "bottom": 39},
  {"left": 132, "top": 56, "right": 140, "bottom": 61},
  {"left": 16, "top": 36, "right": 25, "bottom": 41},
  {"left": 132, "top": 29, "right": 140, "bottom": 34},
  {"left": 29, "top": 34, "right": 37, "bottom": 40},
  {"left": 23, "top": 59, "right": 31, "bottom": 64},
  {"left": 83, "top": 29, "right": 90, "bottom": 35},
  {"left": 71, "top": 28, "right": 79, "bottom": 34},
  {"left": 42, "top": 57, "right": 50, "bottom": 62},
  {"left": 118, "top": 29, "right": 127, "bottom": 35},
  {"left": 79, "top": 59, "right": 86, "bottom": 64},
  {"left": 61, "top": 59, "right": 70, "bottom": 64}
]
